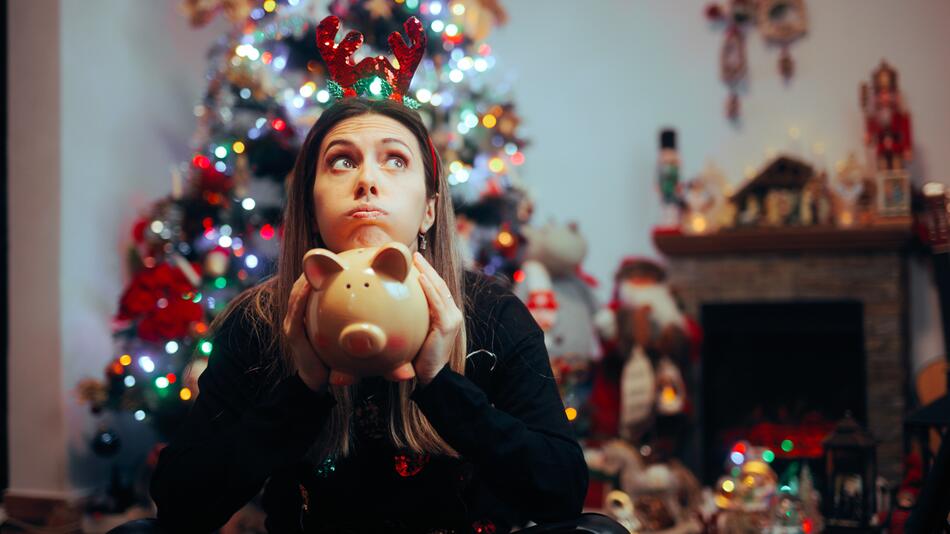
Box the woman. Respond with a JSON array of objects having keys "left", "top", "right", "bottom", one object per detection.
[{"left": 149, "top": 97, "right": 589, "bottom": 533}]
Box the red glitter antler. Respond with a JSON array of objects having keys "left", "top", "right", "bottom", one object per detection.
[{"left": 316, "top": 15, "right": 426, "bottom": 104}]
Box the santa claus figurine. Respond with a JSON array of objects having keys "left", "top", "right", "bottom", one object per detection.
[
  {"left": 861, "top": 60, "right": 913, "bottom": 171},
  {"left": 588, "top": 257, "right": 702, "bottom": 448}
]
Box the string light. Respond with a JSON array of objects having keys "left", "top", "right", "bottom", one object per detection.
[
  {"left": 180, "top": 387, "right": 192, "bottom": 401},
  {"left": 165, "top": 341, "right": 179, "bottom": 354},
  {"left": 119, "top": 354, "right": 132, "bottom": 366},
  {"left": 242, "top": 197, "right": 256, "bottom": 210},
  {"left": 138, "top": 356, "right": 155, "bottom": 373},
  {"left": 124, "top": 376, "right": 136, "bottom": 387},
  {"left": 200, "top": 341, "right": 213, "bottom": 355},
  {"left": 134, "top": 410, "right": 146, "bottom": 421},
  {"left": 232, "top": 141, "right": 246, "bottom": 154}
]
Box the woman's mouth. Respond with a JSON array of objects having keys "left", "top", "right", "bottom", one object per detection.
[
  {"left": 346, "top": 204, "right": 388, "bottom": 219},
  {"left": 350, "top": 210, "right": 385, "bottom": 219}
]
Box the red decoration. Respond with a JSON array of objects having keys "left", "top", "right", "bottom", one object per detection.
[
  {"left": 116, "top": 263, "right": 204, "bottom": 342},
  {"left": 316, "top": 15, "right": 426, "bottom": 97},
  {"left": 131, "top": 218, "right": 149, "bottom": 244},
  {"left": 394, "top": 451, "right": 430, "bottom": 477},
  {"left": 198, "top": 166, "right": 233, "bottom": 195},
  {"left": 471, "top": 519, "right": 497, "bottom": 534}
]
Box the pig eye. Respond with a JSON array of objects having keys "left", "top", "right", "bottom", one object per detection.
[
  {"left": 346, "top": 283, "right": 351, "bottom": 289},
  {"left": 364, "top": 282, "right": 369, "bottom": 288}
]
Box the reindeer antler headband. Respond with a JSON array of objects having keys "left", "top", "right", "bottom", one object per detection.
[{"left": 317, "top": 15, "right": 426, "bottom": 109}]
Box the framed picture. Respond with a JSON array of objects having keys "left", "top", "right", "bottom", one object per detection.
[{"left": 877, "top": 169, "right": 910, "bottom": 217}]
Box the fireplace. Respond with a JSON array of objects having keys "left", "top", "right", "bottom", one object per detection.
[
  {"left": 654, "top": 225, "right": 911, "bottom": 482},
  {"left": 700, "top": 300, "right": 866, "bottom": 483}
]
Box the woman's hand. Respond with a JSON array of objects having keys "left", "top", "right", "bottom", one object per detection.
[
  {"left": 411, "top": 252, "right": 463, "bottom": 385},
  {"left": 283, "top": 274, "right": 330, "bottom": 392}
]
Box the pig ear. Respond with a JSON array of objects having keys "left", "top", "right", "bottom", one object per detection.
[
  {"left": 370, "top": 242, "right": 411, "bottom": 282},
  {"left": 303, "top": 249, "right": 346, "bottom": 290}
]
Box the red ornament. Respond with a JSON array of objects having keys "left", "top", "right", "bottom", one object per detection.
[
  {"left": 705, "top": 3, "right": 724, "bottom": 20},
  {"left": 394, "top": 451, "right": 430, "bottom": 477},
  {"left": 131, "top": 218, "right": 149, "bottom": 244},
  {"left": 116, "top": 263, "right": 204, "bottom": 342},
  {"left": 316, "top": 15, "right": 426, "bottom": 98},
  {"left": 472, "top": 520, "right": 497, "bottom": 534}
]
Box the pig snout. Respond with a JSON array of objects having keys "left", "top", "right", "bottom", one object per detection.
[{"left": 339, "top": 323, "right": 388, "bottom": 357}]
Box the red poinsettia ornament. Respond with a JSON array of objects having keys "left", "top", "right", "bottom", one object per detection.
[{"left": 116, "top": 262, "right": 204, "bottom": 342}]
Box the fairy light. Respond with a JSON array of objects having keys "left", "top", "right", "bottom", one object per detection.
[
  {"left": 449, "top": 69, "right": 463, "bottom": 83},
  {"left": 155, "top": 376, "right": 170, "bottom": 389},
  {"left": 200, "top": 341, "right": 213, "bottom": 355},
  {"left": 246, "top": 254, "right": 259, "bottom": 269},
  {"left": 138, "top": 356, "right": 155, "bottom": 373},
  {"left": 134, "top": 410, "right": 146, "bottom": 421},
  {"left": 165, "top": 341, "right": 179, "bottom": 354},
  {"left": 232, "top": 141, "right": 245, "bottom": 154},
  {"left": 416, "top": 88, "right": 432, "bottom": 103},
  {"left": 451, "top": 3, "right": 465, "bottom": 15},
  {"left": 489, "top": 157, "right": 505, "bottom": 173},
  {"left": 316, "top": 90, "right": 330, "bottom": 103},
  {"left": 124, "top": 376, "right": 136, "bottom": 387},
  {"left": 300, "top": 82, "right": 316, "bottom": 98},
  {"left": 429, "top": 2, "right": 442, "bottom": 15},
  {"left": 482, "top": 114, "right": 497, "bottom": 128},
  {"left": 369, "top": 77, "right": 383, "bottom": 96},
  {"left": 431, "top": 20, "right": 444, "bottom": 33},
  {"left": 180, "top": 387, "right": 192, "bottom": 401},
  {"left": 119, "top": 354, "right": 132, "bottom": 366},
  {"left": 242, "top": 197, "right": 256, "bottom": 210}
]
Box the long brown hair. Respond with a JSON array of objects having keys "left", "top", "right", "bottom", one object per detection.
[{"left": 207, "top": 98, "right": 467, "bottom": 460}]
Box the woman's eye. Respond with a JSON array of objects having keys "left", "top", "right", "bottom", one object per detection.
[
  {"left": 384, "top": 156, "right": 407, "bottom": 169},
  {"left": 330, "top": 157, "right": 356, "bottom": 170}
]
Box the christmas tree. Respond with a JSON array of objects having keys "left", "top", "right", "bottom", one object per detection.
[{"left": 77, "top": 0, "right": 530, "bottom": 442}]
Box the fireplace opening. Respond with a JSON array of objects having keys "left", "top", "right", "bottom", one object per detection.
[{"left": 699, "top": 300, "right": 866, "bottom": 484}]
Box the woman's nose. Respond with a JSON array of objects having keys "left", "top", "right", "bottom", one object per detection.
[{"left": 354, "top": 166, "right": 380, "bottom": 198}]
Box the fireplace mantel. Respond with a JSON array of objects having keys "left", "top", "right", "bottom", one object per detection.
[{"left": 653, "top": 223, "right": 913, "bottom": 256}]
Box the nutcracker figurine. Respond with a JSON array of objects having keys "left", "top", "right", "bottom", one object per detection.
[{"left": 861, "top": 60, "right": 913, "bottom": 171}]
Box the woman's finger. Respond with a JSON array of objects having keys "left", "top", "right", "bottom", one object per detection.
[
  {"left": 417, "top": 267, "right": 446, "bottom": 314},
  {"left": 414, "top": 253, "right": 453, "bottom": 305}
]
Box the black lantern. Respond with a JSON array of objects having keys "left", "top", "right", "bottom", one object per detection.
[{"left": 822, "top": 413, "right": 879, "bottom": 532}]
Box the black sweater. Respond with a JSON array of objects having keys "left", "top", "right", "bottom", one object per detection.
[{"left": 150, "top": 270, "right": 588, "bottom": 533}]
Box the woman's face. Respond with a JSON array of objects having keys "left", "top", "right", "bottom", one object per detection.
[{"left": 313, "top": 114, "right": 436, "bottom": 253}]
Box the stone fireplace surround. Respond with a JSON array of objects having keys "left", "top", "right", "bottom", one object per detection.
[{"left": 654, "top": 225, "right": 912, "bottom": 481}]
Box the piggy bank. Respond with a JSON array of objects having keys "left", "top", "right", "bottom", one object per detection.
[{"left": 302, "top": 242, "right": 430, "bottom": 386}]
